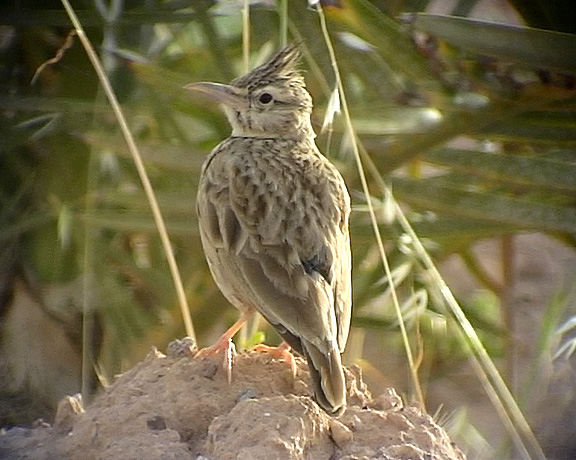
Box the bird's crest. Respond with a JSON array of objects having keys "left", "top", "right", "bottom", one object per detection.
[{"left": 232, "top": 44, "right": 303, "bottom": 91}]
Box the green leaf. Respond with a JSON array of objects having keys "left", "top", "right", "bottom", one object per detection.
[
  {"left": 81, "top": 210, "right": 196, "bottom": 235},
  {"left": 326, "top": 0, "right": 437, "bottom": 86},
  {"left": 480, "top": 115, "right": 576, "bottom": 145},
  {"left": 97, "top": 191, "right": 196, "bottom": 215},
  {"left": 347, "top": 108, "right": 443, "bottom": 135},
  {"left": 424, "top": 148, "right": 576, "bottom": 193},
  {"left": 414, "top": 14, "right": 576, "bottom": 73},
  {"left": 81, "top": 132, "right": 205, "bottom": 173},
  {"left": 392, "top": 178, "right": 576, "bottom": 233},
  {"left": 408, "top": 217, "right": 520, "bottom": 243},
  {"left": 0, "top": 9, "right": 198, "bottom": 27}
]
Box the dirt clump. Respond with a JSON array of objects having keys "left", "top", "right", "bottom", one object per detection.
[{"left": 0, "top": 339, "right": 465, "bottom": 460}]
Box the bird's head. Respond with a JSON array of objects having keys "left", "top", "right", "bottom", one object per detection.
[{"left": 186, "top": 44, "right": 314, "bottom": 139}]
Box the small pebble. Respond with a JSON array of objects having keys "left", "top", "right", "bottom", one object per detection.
[
  {"left": 330, "top": 419, "right": 353, "bottom": 448},
  {"left": 201, "top": 361, "right": 219, "bottom": 379},
  {"left": 147, "top": 415, "right": 167, "bottom": 431},
  {"left": 54, "top": 394, "right": 84, "bottom": 433},
  {"left": 372, "top": 388, "right": 403, "bottom": 411},
  {"left": 166, "top": 337, "right": 198, "bottom": 358},
  {"left": 237, "top": 388, "right": 257, "bottom": 402}
]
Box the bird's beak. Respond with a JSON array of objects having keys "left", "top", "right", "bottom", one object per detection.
[{"left": 185, "top": 82, "right": 248, "bottom": 110}]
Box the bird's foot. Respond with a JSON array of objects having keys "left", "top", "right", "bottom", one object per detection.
[
  {"left": 196, "top": 337, "right": 237, "bottom": 384},
  {"left": 195, "top": 313, "right": 251, "bottom": 384},
  {"left": 252, "top": 342, "right": 297, "bottom": 378}
]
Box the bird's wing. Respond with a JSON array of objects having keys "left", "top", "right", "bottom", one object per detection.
[
  {"left": 223, "top": 148, "right": 352, "bottom": 356},
  {"left": 332, "top": 219, "right": 352, "bottom": 353},
  {"left": 197, "top": 140, "right": 351, "bottom": 354}
]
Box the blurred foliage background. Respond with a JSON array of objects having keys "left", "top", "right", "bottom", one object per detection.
[{"left": 1, "top": 0, "right": 575, "bottom": 459}]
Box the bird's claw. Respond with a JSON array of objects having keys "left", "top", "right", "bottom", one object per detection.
[
  {"left": 252, "top": 342, "right": 297, "bottom": 378},
  {"left": 196, "top": 338, "right": 237, "bottom": 384}
]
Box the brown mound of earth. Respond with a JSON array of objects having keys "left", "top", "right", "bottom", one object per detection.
[{"left": 0, "top": 338, "right": 466, "bottom": 460}]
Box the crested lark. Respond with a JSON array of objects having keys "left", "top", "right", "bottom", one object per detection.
[{"left": 187, "top": 44, "right": 351, "bottom": 416}]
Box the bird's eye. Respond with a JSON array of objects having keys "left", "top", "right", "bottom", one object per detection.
[{"left": 258, "top": 92, "right": 273, "bottom": 104}]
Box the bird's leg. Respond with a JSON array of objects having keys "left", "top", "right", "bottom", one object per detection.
[
  {"left": 252, "top": 341, "right": 297, "bottom": 378},
  {"left": 196, "top": 311, "right": 252, "bottom": 383}
]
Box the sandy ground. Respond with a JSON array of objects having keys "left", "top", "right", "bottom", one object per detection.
[{"left": 0, "top": 339, "right": 465, "bottom": 460}]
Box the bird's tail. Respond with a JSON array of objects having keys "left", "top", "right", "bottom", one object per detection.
[{"left": 303, "top": 342, "right": 346, "bottom": 416}]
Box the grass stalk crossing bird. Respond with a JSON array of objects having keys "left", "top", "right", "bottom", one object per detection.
[{"left": 186, "top": 44, "right": 352, "bottom": 416}]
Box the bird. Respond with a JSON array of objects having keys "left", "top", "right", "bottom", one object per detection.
[{"left": 186, "top": 44, "right": 352, "bottom": 416}]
